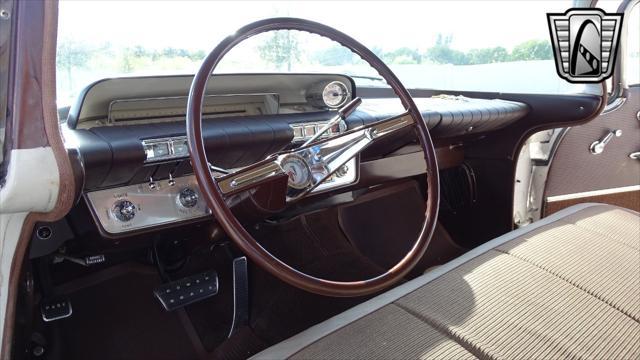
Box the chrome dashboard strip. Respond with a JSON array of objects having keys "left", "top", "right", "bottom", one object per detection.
[
  {"left": 142, "top": 136, "right": 189, "bottom": 163},
  {"left": 218, "top": 161, "right": 285, "bottom": 194}
]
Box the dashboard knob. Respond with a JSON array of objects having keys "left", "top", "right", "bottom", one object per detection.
[
  {"left": 112, "top": 200, "right": 136, "bottom": 222},
  {"left": 178, "top": 188, "right": 199, "bottom": 208}
]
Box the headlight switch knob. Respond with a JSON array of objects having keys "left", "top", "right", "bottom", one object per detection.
[
  {"left": 112, "top": 200, "right": 136, "bottom": 222},
  {"left": 178, "top": 188, "right": 199, "bottom": 208}
]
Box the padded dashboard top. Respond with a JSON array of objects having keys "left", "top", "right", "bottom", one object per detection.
[{"left": 67, "top": 95, "right": 527, "bottom": 190}]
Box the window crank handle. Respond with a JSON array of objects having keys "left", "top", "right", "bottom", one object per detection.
[{"left": 589, "top": 129, "right": 622, "bottom": 155}]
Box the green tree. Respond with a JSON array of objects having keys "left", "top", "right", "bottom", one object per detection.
[
  {"left": 467, "top": 47, "right": 509, "bottom": 65},
  {"left": 258, "top": 30, "right": 300, "bottom": 71},
  {"left": 132, "top": 45, "right": 149, "bottom": 58},
  {"left": 510, "top": 40, "right": 552, "bottom": 61},
  {"left": 424, "top": 33, "right": 469, "bottom": 65},
  {"left": 56, "top": 40, "right": 91, "bottom": 93},
  {"left": 189, "top": 50, "right": 206, "bottom": 62},
  {"left": 120, "top": 47, "right": 136, "bottom": 73},
  {"left": 424, "top": 45, "right": 469, "bottom": 65},
  {"left": 313, "top": 45, "right": 354, "bottom": 66},
  {"left": 385, "top": 47, "right": 422, "bottom": 64},
  {"left": 371, "top": 46, "right": 385, "bottom": 59},
  {"left": 435, "top": 33, "right": 453, "bottom": 47},
  {"left": 161, "top": 47, "right": 190, "bottom": 58}
]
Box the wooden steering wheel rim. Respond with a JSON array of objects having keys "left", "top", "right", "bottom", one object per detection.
[{"left": 186, "top": 17, "right": 439, "bottom": 297}]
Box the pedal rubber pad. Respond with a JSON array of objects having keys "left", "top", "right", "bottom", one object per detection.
[
  {"left": 153, "top": 270, "right": 218, "bottom": 311},
  {"left": 41, "top": 299, "right": 72, "bottom": 322}
]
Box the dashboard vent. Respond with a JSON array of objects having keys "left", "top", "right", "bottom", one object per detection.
[{"left": 107, "top": 93, "right": 279, "bottom": 124}]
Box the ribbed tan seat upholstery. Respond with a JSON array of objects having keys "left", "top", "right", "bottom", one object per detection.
[{"left": 253, "top": 204, "right": 640, "bottom": 359}]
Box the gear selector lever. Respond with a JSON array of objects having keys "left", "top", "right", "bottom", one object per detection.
[{"left": 302, "top": 97, "right": 362, "bottom": 146}]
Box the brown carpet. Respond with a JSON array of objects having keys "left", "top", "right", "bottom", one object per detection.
[{"left": 56, "top": 271, "right": 199, "bottom": 360}]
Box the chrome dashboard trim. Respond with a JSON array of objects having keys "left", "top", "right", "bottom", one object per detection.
[
  {"left": 142, "top": 136, "right": 189, "bottom": 163},
  {"left": 219, "top": 161, "right": 285, "bottom": 194},
  {"left": 290, "top": 120, "right": 346, "bottom": 143}
]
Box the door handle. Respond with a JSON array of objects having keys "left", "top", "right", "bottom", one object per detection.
[
  {"left": 630, "top": 152, "right": 640, "bottom": 160},
  {"left": 590, "top": 129, "right": 622, "bottom": 155}
]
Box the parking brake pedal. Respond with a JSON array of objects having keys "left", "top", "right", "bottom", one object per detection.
[
  {"left": 154, "top": 270, "right": 218, "bottom": 311},
  {"left": 41, "top": 299, "right": 72, "bottom": 322}
]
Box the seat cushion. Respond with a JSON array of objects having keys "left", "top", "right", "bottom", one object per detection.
[{"left": 252, "top": 204, "right": 640, "bottom": 359}]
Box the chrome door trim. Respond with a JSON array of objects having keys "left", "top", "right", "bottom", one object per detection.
[{"left": 546, "top": 184, "right": 640, "bottom": 202}]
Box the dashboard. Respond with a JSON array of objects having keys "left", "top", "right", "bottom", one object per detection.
[{"left": 64, "top": 73, "right": 528, "bottom": 237}]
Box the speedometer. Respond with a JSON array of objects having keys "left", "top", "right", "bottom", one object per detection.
[
  {"left": 307, "top": 81, "right": 350, "bottom": 109},
  {"left": 280, "top": 154, "right": 311, "bottom": 189}
]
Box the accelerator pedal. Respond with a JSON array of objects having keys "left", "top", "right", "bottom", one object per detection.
[{"left": 154, "top": 270, "right": 218, "bottom": 311}]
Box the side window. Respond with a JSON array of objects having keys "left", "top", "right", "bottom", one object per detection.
[
  {"left": 0, "top": 1, "right": 13, "bottom": 172},
  {"left": 625, "top": 4, "right": 639, "bottom": 85},
  {"left": 603, "top": 1, "right": 638, "bottom": 96}
]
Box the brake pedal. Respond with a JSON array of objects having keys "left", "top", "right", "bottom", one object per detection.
[
  {"left": 154, "top": 270, "right": 218, "bottom": 311},
  {"left": 41, "top": 299, "right": 72, "bottom": 322},
  {"left": 228, "top": 257, "right": 249, "bottom": 337}
]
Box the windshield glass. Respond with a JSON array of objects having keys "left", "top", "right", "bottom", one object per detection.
[{"left": 57, "top": 0, "right": 583, "bottom": 105}]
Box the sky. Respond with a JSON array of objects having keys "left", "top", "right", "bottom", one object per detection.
[{"left": 57, "top": 0, "right": 581, "bottom": 53}]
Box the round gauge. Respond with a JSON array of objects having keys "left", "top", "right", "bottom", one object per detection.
[
  {"left": 280, "top": 155, "right": 311, "bottom": 189},
  {"left": 307, "top": 81, "right": 350, "bottom": 109},
  {"left": 322, "top": 81, "right": 349, "bottom": 108}
]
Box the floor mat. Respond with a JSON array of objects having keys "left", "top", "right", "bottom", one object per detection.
[
  {"left": 338, "top": 182, "right": 425, "bottom": 269},
  {"left": 339, "top": 181, "right": 466, "bottom": 275},
  {"left": 247, "top": 206, "right": 387, "bottom": 346},
  {"left": 180, "top": 248, "right": 235, "bottom": 353},
  {"left": 55, "top": 271, "right": 200, "bottom": 360},
  {"left": 211, "top": 326, "right": 267, "bottom": 360},
  {"left": 243, "top": 182, "right": 466, "bottom": 353},
  {"left": 249, "top": 251, "right": 384, "bottom": 345}
]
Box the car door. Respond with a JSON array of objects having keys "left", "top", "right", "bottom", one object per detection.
[
  {"left": 0, "top": 0, "right": 75, "bottom": 357},
  {"left": 542, "top": 0, "right": 640, "bottom": 215}
]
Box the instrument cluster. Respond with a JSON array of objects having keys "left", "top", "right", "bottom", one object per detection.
[{"left": 85, "top": 175, "right": 209, "bottom": 235}]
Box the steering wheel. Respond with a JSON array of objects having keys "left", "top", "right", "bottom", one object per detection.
[{"left": 186, "top": 18, "right": 439, "bottom": 297}]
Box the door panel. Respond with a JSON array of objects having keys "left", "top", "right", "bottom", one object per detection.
[{"left": 543, "top": 86, "right": 640, "bottom": 214}]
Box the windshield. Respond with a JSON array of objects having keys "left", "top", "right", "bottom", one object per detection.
[{"left": 57, "top": 0, "right": 583, "bottom": 105}]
